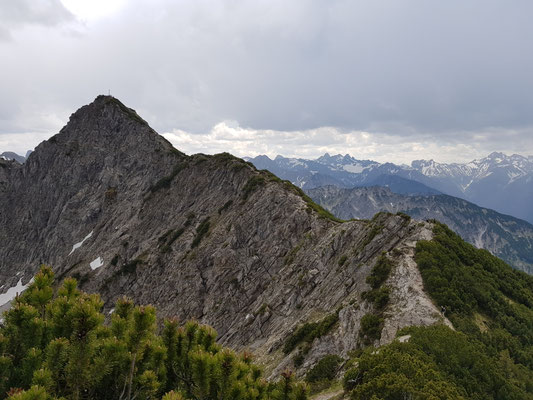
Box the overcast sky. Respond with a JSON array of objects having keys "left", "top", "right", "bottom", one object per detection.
[{"left": 1, "top": 0, "right": 533, "bottom": 164}]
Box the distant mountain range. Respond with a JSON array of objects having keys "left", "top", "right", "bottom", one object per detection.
[
  {"left": 245, "top": 152, "right": 533, "bottom": 224},
  {"left": 307, "top": 185, "right": 533, "bottom": 274},
  {"left": 0, "top": 151, "right": 31, "bottom": 164}
]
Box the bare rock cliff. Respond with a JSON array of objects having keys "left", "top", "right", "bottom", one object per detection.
[{"left": 0, "top": 96, "right": 449, "bottom": 374}]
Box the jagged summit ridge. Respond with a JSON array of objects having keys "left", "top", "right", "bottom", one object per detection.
[
  {"left": 53, "top": 95, "right": 152, "bottom": 142},
  {"left": 23, "top": 95, "right": 181, "bottom": 194},
  {"left": 27, "top": 95, "right": 160, "bottom": 168},
  {"left": 0, "top": 96, "right": 449, "bottom": 377}
]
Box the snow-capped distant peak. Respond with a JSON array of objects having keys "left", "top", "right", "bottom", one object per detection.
[
  {"left": 316, "top": 153, "right": 354, "bottom": 165},
  {"left": 411, "top": 152, "right": 533, "bottom": 183},
  {"left": 486, "top": 152, "right": 506, "bottom": 161},
  {"left": 288, "top": 159, "right": 305, "bottom": 167}
]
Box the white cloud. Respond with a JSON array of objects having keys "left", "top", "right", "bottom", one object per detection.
[
  {"left": 162, "top": 122, "right": 533, "bottom": 164},
  {"left": 2, "top": 115, "right": 532, "bottom": 164},
  {"left": 0, "top": 0, "right": 74, "bottom": 40},
  {"left": 0, "top": 132, "right": 52, "bottom": 154}
]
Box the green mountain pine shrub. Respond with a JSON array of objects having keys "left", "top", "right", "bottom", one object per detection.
[{"left": 0, "top": 266, "right": 308, "bottom": 400}]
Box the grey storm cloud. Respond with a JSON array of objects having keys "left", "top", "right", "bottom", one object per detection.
[
  {"left": 0, "top": 0, "right": 73, "bottom": 39},
  {"left": 1, "top": 0, "right": 533, "bottom": 161}
]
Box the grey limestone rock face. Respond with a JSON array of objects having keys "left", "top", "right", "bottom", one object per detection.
[{"left": 0, "top": 96, "right": 448, "bottom": 374}]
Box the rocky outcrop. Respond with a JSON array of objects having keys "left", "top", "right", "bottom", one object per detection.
[
  {"left": 0, "top": 152, "right": 26, "bottom": 164},
  {"left": 307, "top": 185, "right": 533, "bottom": 274},
  {"left": 0, "top": 96, "right": 449, "bottom": 375}
]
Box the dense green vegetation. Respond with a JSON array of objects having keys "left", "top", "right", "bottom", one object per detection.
[
  {"left": 150, "top": 163, "right": 187, "bottom": 193},
  {"left": 344, "top": 221, "right": 533, "bottom": 399},
  {"left": 121, "top": 257, "right": 144, "bottom": 274},
  {"left": 0, "top": 266, "right": 308, "bottom": 400},
  {"left": 344, "top": 325, "right": 533, "bottom": 399},
  {"left": 284, "top": 312, "right": 340, "bottom": 369},
  {"left": 416, "top": 222, "right": 533, "bottom": 369},
  {"left": 283, "top": 313, "right": 339, "bottom": 355},
  {"left": 359, "top": 254, "right": 394, "bottom": 344},
  {"left": 159, "top": 228, "right": 185, "bottom": 253},
  {"left": 305, "top": 355, "right": 343, "bottom": 393},
  {"left": 361, "top": 286, "right": 390, "bottom": 310},
  {"left": 365, "top": 254, "right": 392, "bottom": 290},
  {"left": 191, "top": 217, "right": 210, "bottom": 248},
  {"left": 217, "top": 200, "right": 233, "bottom": 215},
  {"left": 395, "top": 211, "right": 411, "bottom": 221},
  {"left": 338, "top": 255, "right": 348, "bottom": 267},
  {"left": 305, "top": 355, "right": 342, "bottom": 384},
  {"left": 344, "top": 326, "right": 466, "bottom": 399},
  {"left": 242, "top": 176, "right": 266, "bottom": 200},
  {"left": 359, "top": 314, "right": 383, "bottom": 343}
]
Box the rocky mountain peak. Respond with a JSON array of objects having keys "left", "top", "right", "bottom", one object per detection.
[
  {"left": 0, "top": 96, "right": 454, "bottom": 376},
  {"left": 410, "top": 158, "right": 435, "bottom": 168},
  {"left": 486, "top": 151, "right": 506, "bottom": 161},
  {"left": 71, "top": 95, "right": 143, "bottom": 121},
  {"left": 56, "top": 95, "right": 152, "bottom": 142},
  {"left": 315, "top": 153, "right": 360, "bottom": 166},
  {"left": 23, "top": 95, "right": 182, "bottom": 187},
  {"left": 252, "top": 154, "right": 272, "bottom": 162},
  {"left": 0, "top": 151, "right": 26, "bottom": 163}
]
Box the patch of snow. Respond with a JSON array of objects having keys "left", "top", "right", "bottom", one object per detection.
[
  {"left": 0, "top": 278, "right": 34, "bottom": 307},
  {"left": 421, "top": 165, "right": 433, "bottom": 176},
  {"left": 90, "top": 257, "right": 103, "bottom": 270},
  {"left": 288, "top": 159, "right": 305, "bottom": 167},
  {"left": 343, "top": 164, "right": 364, "bottom": 173},
  {"left": 508, "top": 171, "right": 523, "bottom": 183},
  {"left": 108, "top": 308, "right": 115, "bottom": 314},
  {"left": 397, "top": 334, "right": 411, "bottom": 343},
  {"left": 69, "top": 231, "right": 93, "bottom": 255},
  {"left": 461, "top": 179, "right": 474, "bottom": 192}
]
